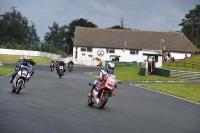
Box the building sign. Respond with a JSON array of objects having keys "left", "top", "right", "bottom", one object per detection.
[{"left": 97, "top": 49, "right": 104, "bottom": 57}]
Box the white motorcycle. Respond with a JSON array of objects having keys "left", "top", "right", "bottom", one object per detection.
[{"left": 12, "top": 69, "right": 30, "bottom": 94}]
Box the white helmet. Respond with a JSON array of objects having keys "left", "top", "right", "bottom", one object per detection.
[{"left": 107, "top": 62, "right": 115, "bottom": 73}]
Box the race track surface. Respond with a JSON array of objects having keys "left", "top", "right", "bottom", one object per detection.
[{"left": 0, "top": 65, "right": 200, "bottom": 133}]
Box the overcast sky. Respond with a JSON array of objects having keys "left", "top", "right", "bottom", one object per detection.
[{"left": 0, "top": 0, "right": 199, "bottom": 41}]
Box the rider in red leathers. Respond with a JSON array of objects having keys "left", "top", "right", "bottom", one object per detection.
[{"left": 91, "top": 62, "right": 115, "bottom": 103}]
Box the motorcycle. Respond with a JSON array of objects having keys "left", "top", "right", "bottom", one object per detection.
[
  {"left": 12, "top": 69, "right": 29, "bottom": 94},
  {"left": 87, "top": 73, "right": 121, "bottom": 109},
  {"left": 58, "top": 65, "right": 64, "bottom": 78},
  {"left": 68, "top": 64, "right": 73, "bottom": 72},
  {"left": 50, "top": 62, "right": 54, "bottom": 72},
  {"left": 30, "top": 64, "right": 35, "bottom": 76}
]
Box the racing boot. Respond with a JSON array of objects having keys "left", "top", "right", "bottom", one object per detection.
[{"left": 92, "top": 87, "right": 99, "bottom": 104}]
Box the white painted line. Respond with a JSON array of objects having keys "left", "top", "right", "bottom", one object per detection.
[
  {"left": 168, "top": 81, "right": 175, "bottom": 82},
  {"left": 155, "top": 81, "right": 162, "bottom": 82},
  {"left": 0, "top": 72, "right": 13, "bottom": 78}
]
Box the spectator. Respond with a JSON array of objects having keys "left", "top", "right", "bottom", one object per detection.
[
  {"left": 171, "top": 57, "right": 175, "bottom": 62},
  {"left": 184, "top": 54, "right": 188, "bottom": 59}
]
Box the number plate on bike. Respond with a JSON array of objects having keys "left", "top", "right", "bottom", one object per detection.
[{"left": 22, "top": 70, "right": 27, "bottom": 77}]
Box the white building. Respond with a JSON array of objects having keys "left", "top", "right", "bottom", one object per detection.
[{"left": 73, "top": 27, "right": 197, "bottom": 67}]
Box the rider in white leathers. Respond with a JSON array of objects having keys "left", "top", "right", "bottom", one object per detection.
[{"left": 91, "top": 62, "right": 116, "bottom": 103}]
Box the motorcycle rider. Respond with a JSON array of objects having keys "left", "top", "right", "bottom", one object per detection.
[
  {"left": 91, "top": 62, "right": 116, "bottom": 103},
  {"left": 50, "top": 60, "right": 55, "bottom": 70},
  {"left": 28, "top": 58, "right": 36, "bottom": 67},
  {"left": 56, "top": 60, "right": 66, "bottom": 74},
  {"left": 68, "top": 60, "right": 74, "bottom": 70},
  {"left": 28, "top": 58, "right": 36, "bottom": 74},
  {"left": 10, "top": 59, "right": 31, "bottom": 84},
  {"left": 15, "top": 57, "right": 24, "bottom": 71}
]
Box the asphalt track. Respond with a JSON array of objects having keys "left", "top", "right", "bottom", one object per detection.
[{"left": 0, "top": 65, "right": 200, "bottom": 133}]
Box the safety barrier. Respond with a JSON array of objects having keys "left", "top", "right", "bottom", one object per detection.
[{"left": 105, "top": 61, "right": 138, "bottom": 67}]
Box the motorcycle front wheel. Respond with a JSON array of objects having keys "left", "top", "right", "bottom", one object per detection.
[
  {"left": 88, "top": 97, "right": 94, "bottom": 107},
  {"left": 16, "top": 79, "right": 24, "bottom": 94},
  {"left": 97, "top": 92, "right": 109, "bottom": 109}
]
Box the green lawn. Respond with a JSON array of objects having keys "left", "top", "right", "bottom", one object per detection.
[
  {"left": 90, "top": 67, "right": 184, "bottom": 82},
  {"left": 90, "top": 67, "right": 200, "bottom": 104},
  {"left": 140, "top": 84, "right": 200, "bottom": 103},
  {"left": 0, "top": 66, "right": 14, "bottom": 76}
]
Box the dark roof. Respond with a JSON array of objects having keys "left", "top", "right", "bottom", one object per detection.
[{"left": 74, "top": 27, "right": 197, "bottom": 53}]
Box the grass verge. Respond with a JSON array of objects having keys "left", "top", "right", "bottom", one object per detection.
[
  {"left": 89, "top": 67, "right": 200, "bottom": 103},
  {"left": 0, "top": 66, "right": 14, "bottom": 77},
  {"left": 140, "top": 84, "right": 200, "bottom": 103},
  {"left": 90, "top": 67, "right": 184, "bottom": 82}
]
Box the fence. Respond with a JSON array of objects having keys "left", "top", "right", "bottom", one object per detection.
[
  {"left": 105, "top": 61, "right": 138, "bottom": 67},
  {"left": 139, "top": 67, "right": 200, "bottom": 80},
  {"left": 168, "top": 60, "right": 200, "bottom": 69}
]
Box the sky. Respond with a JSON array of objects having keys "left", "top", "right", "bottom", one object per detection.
[{"left": 0, "top": 0, "right": 199, "bottom": 41}]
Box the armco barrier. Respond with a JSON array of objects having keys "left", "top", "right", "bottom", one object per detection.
[{"left": 0, "top": 48, "right": 61, "bottom": 59}]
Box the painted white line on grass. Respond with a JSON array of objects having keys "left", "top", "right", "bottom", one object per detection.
[
  {"left": 136, "top": 86, "right": 200, "bottom": 105},
  {"left": 155, "top": 81, "right": 162, "bottom": 82}
]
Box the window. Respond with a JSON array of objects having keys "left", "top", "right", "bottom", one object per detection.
[
  {"left": 106, "top": 48, "right": 115, "bottom": 53},
  {"left": 87, "top": 47, "right": 92, "bottom": 52},
  {"left": 81, "top": 47, "right": 86, "bottom": 52},
  {"left": 80, "top": 47, "right": 92, "bottom": 52},
  {"left": 130, "top": 50, "right": 138, "bottom": 55}
]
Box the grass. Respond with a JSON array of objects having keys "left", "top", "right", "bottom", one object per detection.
[
  {"left": 0, "top": 66, "right": 14, "bottom": 76},
  {"left": 162, "top": 55, "right": 200, "bottom": 72},
  {"left": 140, "top": 84, "right": 200, "bottom": 103},
  {"left": 90, "top": 67, "right": 184, "bottom": 82},
  {"left": 0, "top": 54, "right": 53, "bottom": 64}
]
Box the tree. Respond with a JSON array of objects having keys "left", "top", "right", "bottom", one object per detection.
[
  {"left": 179, "top": 5, "right": 200, "bottom": 48},
  {"left": 119, "top": 16, "right": 127, "bottom": 28},
  {"left": 0, "top": 7, "right": 40, "bottom": 49},
  {"left": 66, "top": 18, "right": 97, "bottom": 54},
  {"left": 28, "top": 21, "right": 40, "bottom": 50},
  {"left": 44, "top": 22, "right": 68, "bottom": 54},
  {"left": 107, "top": 16, "right": 131, "bottom": 30},
  {"left": 108, "top": 25, "right": 125, "bottom": 29}
]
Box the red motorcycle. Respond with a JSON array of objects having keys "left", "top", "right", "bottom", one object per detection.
[{"left": 87, "top": 73, "right": 121, "bottom": 109}]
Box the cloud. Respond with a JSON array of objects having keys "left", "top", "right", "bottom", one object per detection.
[{"left": 88, "top": 1, "right": 124, "bottom": 17}]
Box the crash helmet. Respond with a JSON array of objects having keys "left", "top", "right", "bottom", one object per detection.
[{"left": 106, "top": 62, "right": 115, "bottom": 73}]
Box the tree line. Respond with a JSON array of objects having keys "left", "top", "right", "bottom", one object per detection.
[{"left": 0, "top": 5, "right": 199, "bottom": 56}]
